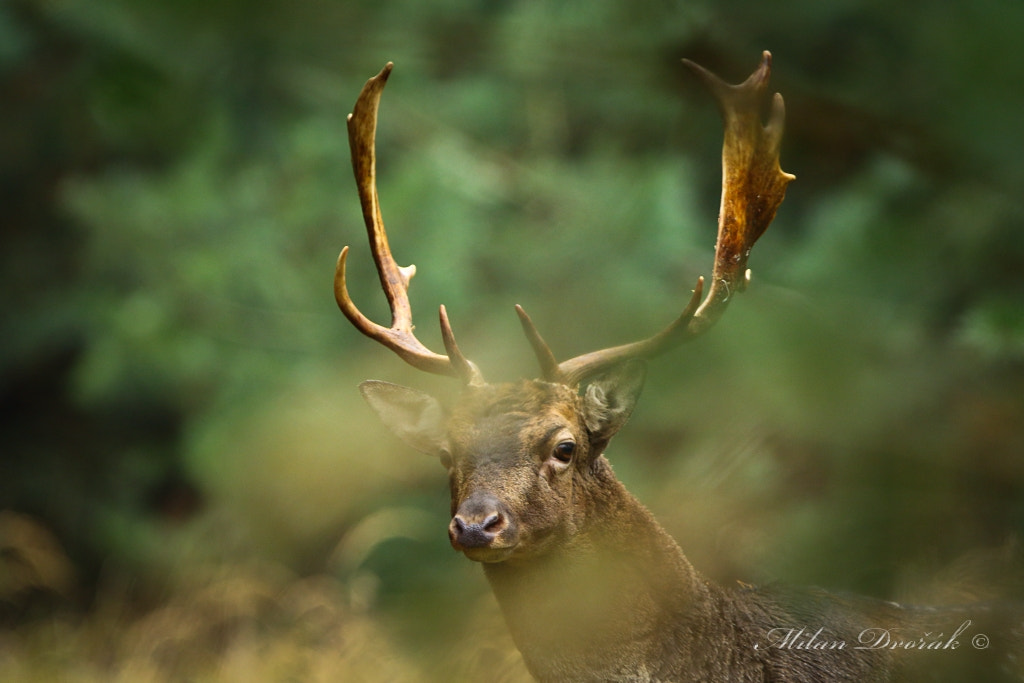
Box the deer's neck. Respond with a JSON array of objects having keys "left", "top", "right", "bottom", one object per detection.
[
  {"left": 480, "top": 459, "right": 950, "bottom": 683},
  {"left": 482, "top": 457, "right": 717, "bottom": 682}
]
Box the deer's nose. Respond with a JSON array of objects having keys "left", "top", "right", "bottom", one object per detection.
[{"left": 449, "top": 492, "right": 512, "bottom": 550}]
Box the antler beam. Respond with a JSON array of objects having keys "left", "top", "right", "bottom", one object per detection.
[
  {"left": 520, "top": 51, "right": 795, "bottom": 386},
  {"left": 334, "top": 63, "right": 483, "bottom": 386}
]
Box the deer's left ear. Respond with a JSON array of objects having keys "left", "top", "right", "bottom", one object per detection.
[{"left": 581, "top": 361, "right": 647, "bottom": 454}]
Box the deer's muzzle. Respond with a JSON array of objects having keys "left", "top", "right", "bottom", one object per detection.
[{"left": 449, "top": 491, "right": 518, "bottom": 562}]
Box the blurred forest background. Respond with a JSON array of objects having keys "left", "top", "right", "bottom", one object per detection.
[{"left": 2, "top": 0, "right": 1023, "bottom": 680}]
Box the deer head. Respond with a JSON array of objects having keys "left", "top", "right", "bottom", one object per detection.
[{"left": 335, "top": 53, "right": 793, "bottom": 565}]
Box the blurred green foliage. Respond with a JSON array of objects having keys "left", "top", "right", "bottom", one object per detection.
[{"left": 2, "top": 0, "right": 1023, "bottom": 679}]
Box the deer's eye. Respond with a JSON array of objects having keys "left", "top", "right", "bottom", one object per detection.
[{"left": 553, "top": 441, "right": 576, "bottom": 463}]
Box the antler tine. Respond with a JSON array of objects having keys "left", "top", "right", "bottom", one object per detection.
[
  {"left": 515, "top": 305, "right": 561, "bottom": 382},
  {"left": 521, "top": 51, "right": 793, "bottom": 387},
  {"left": 440, "top": 305, "right": 483, "bottom": 385},
  {"left": 335, "top": 63, "right": 483, "bottom": 385}
]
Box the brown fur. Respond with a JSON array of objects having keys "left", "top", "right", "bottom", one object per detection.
[{"left": 361, "top": 370, "right": 1022, "bottom": 682}]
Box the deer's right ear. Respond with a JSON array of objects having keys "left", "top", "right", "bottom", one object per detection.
[
  {"left": 581, "top": 361, "right": 647, "bottom": 454},
  {"left": 359, "top": 380, "right": 449, "bottom": 456}
]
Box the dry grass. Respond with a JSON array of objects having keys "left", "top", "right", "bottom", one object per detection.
[
  {"left": 1, "top": 564, "right": 426, "bottom": 682},
  {"left": 0, "top": 511, "right": 530, "bottom": 683}
]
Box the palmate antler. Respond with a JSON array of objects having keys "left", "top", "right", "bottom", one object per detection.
[
  {"left": 336, "top": 52, "right": 793, "bottom": 388},
  {"left": 334, "top": 63, "right": 483, "bottom": 386},
  {"left": 518, "top": 51, "right": 795, "bottom": 386}
]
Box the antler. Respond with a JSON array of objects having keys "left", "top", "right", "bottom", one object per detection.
[
  {"left": 519, "top": 51, "right": 795, "bottom": 387},
  {"left": 335, "top": 63, "right": 483, "bottom": 386}
]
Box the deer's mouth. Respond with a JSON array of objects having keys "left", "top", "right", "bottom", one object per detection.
[{"left": 457, "top": 544, "right": 517, "bottom": 563}]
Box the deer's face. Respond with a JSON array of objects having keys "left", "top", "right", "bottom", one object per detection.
[
  {"left": 441, "top": 381, "right": 587, "bottom": 562},
  {"left": 360, "top": 364, "right": 645, "bottom": 563}
]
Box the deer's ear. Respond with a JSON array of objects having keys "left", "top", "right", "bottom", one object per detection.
[
  {"left": 581, "top": 361, "right": 647, "bottom": 453},
  {"left": 359, "top": 380, "right": 449, "bottom": 456}
]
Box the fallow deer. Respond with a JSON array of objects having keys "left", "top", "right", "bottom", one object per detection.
[{"left": 334, "top": 53, "right": 1022, "bottom": 683}]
